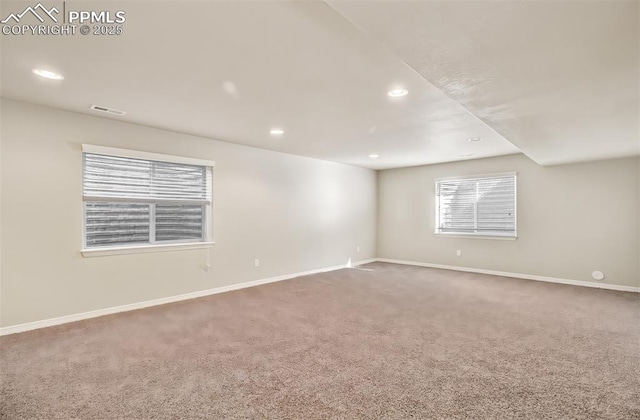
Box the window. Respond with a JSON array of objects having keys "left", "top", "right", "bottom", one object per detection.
[
  {"left": 435, "top": 173, "right": 516, "bottom": 238},
  {"left": 82, "top": 145, "right": 214, "bottom": 256}
]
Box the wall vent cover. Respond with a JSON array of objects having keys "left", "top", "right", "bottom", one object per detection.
[
  {"left": 90, "top": 105, "right": 126, "bottom": 116},
  {"left": 354, "top": 263, "right": 380, "bottom": 271}
]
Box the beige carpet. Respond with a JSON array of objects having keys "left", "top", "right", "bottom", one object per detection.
[{"left": 1, "top": 263, "right": 639, "bottom": 419}]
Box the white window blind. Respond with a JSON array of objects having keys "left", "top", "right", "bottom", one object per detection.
[
  {"left": 82, "top": 149, "right": 213, "bottom": 249},
  {"left": 435, "top": 173, "right": 516, "bottom": 238}
]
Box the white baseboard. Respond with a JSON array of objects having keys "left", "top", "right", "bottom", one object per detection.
[
  {"left": 375, "top": 258, "right": 640, "bottom": 293},
  {"left": 3, "top": 257, "right": 633, "bottom": 336},
  {"left": 0, "top": 258, "right": 377, "bottom": 336}
]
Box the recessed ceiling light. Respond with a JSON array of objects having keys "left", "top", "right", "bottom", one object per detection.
[
  {"left": 387, "top": 88, "right": 408, "bottom": 97},
  {"left": 458, "top": 154, "right": 474, "bottom": 158},
  {"left": 32, "top": 69, "right": 64, "bottom": 80},
  {"left": 468, "top": 137, "right": 482, "bottom": 142},
  {"left": 269, "top": 128, "right": 284, "bottom": 135},
  {"left": 369, "top": 154, "right": 379, "bottom": 159}
]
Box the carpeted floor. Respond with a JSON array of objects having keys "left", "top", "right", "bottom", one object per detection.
[{"left": 1, "top": 263, "right": 639, "bottom": 419}]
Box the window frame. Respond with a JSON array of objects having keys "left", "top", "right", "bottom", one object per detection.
[
  {"left": 434, "top": 171, "right": 517, "bottom": 240},
  {"left": 80, "top": 144, "right": 215, "bottom": 257}
]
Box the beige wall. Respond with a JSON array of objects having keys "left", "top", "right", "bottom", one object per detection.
[
  {"left": 1, "top": 99, "right": 638, "bottom": 329},
  {"left": 0, "top": 99, "right": 377, "bottom": 327},
  {"left": 377, "top": 154, "right": 640, "bottom": 288}
]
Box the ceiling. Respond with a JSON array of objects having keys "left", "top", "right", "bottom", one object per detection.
[
  {"left": 328, "top": 0, "right": 640, "bottom": 166},
  {"left": 1, "top": 1, "right": 637, "bottom": 170}
]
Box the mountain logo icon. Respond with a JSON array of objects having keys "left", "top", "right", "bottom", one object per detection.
[{"left": 1, "top": 3, "right": 59, "bottom": 24}]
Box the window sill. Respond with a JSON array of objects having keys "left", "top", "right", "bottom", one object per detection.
[
  {"left": 81, "top": 242, "right": 215, "bottom": 257},
  {"left": 434, "top": 233, "right": 517, "bottom": 241}
]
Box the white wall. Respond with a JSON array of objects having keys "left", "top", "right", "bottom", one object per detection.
[
  {"left": 377, "top": 153, "right": 640, "bottom": 288},
  {"left": 0, "top": 99, "right": 377, "bottom": 327},
  {"left": 2, "top": 99, "right": 638, "bottom": 329}
]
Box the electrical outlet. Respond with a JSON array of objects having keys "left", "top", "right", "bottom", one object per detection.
[
  {"left": 357, "top": 246, "right": 360, "bottom": 253},
  {"left": 456, "top": 250, "right": 462, "bottom": 257},
  {"left": 254, "top": 259, "right": 260, "bottom": 267}
]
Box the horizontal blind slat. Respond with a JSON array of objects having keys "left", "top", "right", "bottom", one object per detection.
[
  {"left": 83, "top": 153, "right": 210, "bottom": 201},
  {"left": 83, "top": 152, "right": 212, "bottom": 249},
  {"left": 436, "top": 175, "right": 516, "bottom": 237}
]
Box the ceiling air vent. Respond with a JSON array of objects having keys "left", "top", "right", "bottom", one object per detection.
[{"left": 90, "top": 105, "right": 126, "bottom": 116}]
